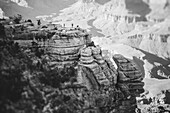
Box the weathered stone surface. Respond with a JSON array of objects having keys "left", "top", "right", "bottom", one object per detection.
[
  {"left": 111, "top": 54, "right": 145, "bottom": 112},
  {"left": 80, "top": 47, "right": 92, "bottom": 56},
  {"left": 51, "top": 35, "right": 85, "bottom": 47},
  {"left": 47, "top": 46, "right": 81, "bottom": 55},
  {"left": 113, "top": 54, "right": 129, "bottom": 63},
  {"left": 113, "top": 54, "right": 144, "bottom": 82},
  {"left": 50, "top": 53, "right": 79, "bottom": 61},
  {"left": 91, "top": 46, "right": 101, "bottom": 55},
  {"left": 78, "top": 46, "right": 118, "bottom": 89},
  {"left": 45, "top": 28, "right": 91, "bottom": 68},
  {"left": 7, "top": 22, "right": 145, "bottom": 113}
]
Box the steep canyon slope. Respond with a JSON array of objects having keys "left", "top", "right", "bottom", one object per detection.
[
  {"left": 53, "top": 0, "right": 170, "bottom": 98},
  {"left": 1, "top": 0, "right": 170, "bottom": 103}
]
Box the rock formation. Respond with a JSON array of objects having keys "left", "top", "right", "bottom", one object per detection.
[
  {"left": 4, "top": 20, "right": 145, "bottom": 112},
  {"left": 46, "top": 27, "right": 91, "bottom": 69},
  {"left": 92, "top": 0, "right": 139, "bottom": 36},
  {"left": 77, "top": 46, "right": 117, "bottom": 89},
  {"left": 77, "top": 47, "right": 144, "bottom": 112},
  {"left": 121, "top": 18, "right": 170, "bottom": 59},
  {"left": 57, "top": 0, "right": 100, "bottom": 21},
  {"left": 113, "top": 54, "right": 144, "bottom": 93},
  {"left": 145, "top": 0, "right": 170, "bottom": 23}
]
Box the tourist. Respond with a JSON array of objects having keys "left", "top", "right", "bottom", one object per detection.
[
  {"left": 37, "top": 19, "right": 41, "bottom": 26},
  {"left": 76, "top": 25, "right": 80, "bottom": 30}
]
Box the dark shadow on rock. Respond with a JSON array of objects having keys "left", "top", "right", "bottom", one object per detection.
[
  {"left": 150, "top": 66, "right": 170, "bottom": 79},
  {"left": 133, "top": 56, "right": 145, "bottom": 78},
  {"left": 165, "top": 89, "right": 170, "bottom": 104},
  {"left": 135, "top": 48, "right": 170, "bottom": 66},
  {"left": 125, "top": 0, "right": 151, "bottom": 21},
  {"left": 134, "top": 48, "right": 170, "bottom": 79}
]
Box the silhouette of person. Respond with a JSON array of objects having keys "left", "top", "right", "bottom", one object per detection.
[{"left": 37, "top": 19, "right": 41, "bottom": 26}]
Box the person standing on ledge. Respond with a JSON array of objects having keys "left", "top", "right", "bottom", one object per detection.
[{"left": 37, "top": 19, "right": 41, "bottom": 26}]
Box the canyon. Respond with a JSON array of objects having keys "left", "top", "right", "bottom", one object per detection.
[{"left": 0, "top": 0, "right": 170, "bottom": 112}]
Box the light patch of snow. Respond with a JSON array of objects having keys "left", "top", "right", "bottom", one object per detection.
[
  {"left": 0, "top": 8, "right": 4, "bottom": 18},
  {"left": 10, "top": 0, "right": 31, "bottom": 8},
  {"left": 143, "top": 78, "right": 170, "bottom": 97}
]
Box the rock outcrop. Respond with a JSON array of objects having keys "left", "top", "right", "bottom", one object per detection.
[
  {"left": 92, "top": 0, "right": 138, "bottom": 36},
  {"left": 112, "top": 54, "right": 145, "bottom": 112},
  {"left": 4, "top": 21, "right": 145, "bottom": 112},
  {"left": 77, "top": 47, "right": 144, "bottom": 112},
  {"left": 77, "top": 46, "right": 117, "bottom": 89},
  {"left": 113, "top": 54, "right": 144, "bottom": 93},
  {"left": 145, "top": 0, "right": 170, "bottom": 23},
  {"left": 46, "top": 27, "right": 91, "bottom": 69},
  {"left": 56, "top": 0, "right": 100, "bottom": 21}
]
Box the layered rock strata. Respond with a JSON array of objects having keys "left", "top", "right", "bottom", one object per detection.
[
  {"left": 112, "top": 54, "right": 145, "bottom": 112},
  {"left": 4, "top": 21, "right": 145, "bottom": 112},
  {"left": 113, "top": 54, "right": 144, "bottom": 95},
  {"left": 46, "top": 28, "right": 91, "bottom": 69},
  {"left": 77, "top": 46, "right": 117, "bottom": 90},
  {"left": 77, "top": 47, "right": 144, "bottom": 112}
]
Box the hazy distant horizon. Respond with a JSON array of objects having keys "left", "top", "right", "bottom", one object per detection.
[{"left": 0, "top": 0, "right": 150, "bottom": 22}]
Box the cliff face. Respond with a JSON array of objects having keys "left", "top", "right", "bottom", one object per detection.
[
  {"left": 52, "top": 0, "right": 139, "bottom": 36},
  {"left": 56, "top": 0, "right": 100, "bottom": 21},
  {"left": 78, "top": 46, "right": 118, "bottom": 89},
  {"left": 46, "top": 28, "right": 91, "bottom": 68},
  {"left": 145, "top": 0, "right": 170, "bottom": 21},
  {"left": 121, "top": 19, "right": 170, "bottom": 59},
  {"left": 77, "top": 47, "right": 144, "bottom": 112},
  {"left": 118, "top": 19, "right": 170, "bottom": 79},
  {"left": 4, "top": 20, "right": 145, "bottom": 112},
  {"left": 0, "top": 0, "right": 77, "bottom": 21},
  {"left": 92, "top": 0, "right": 142, "bottom": 36}
]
